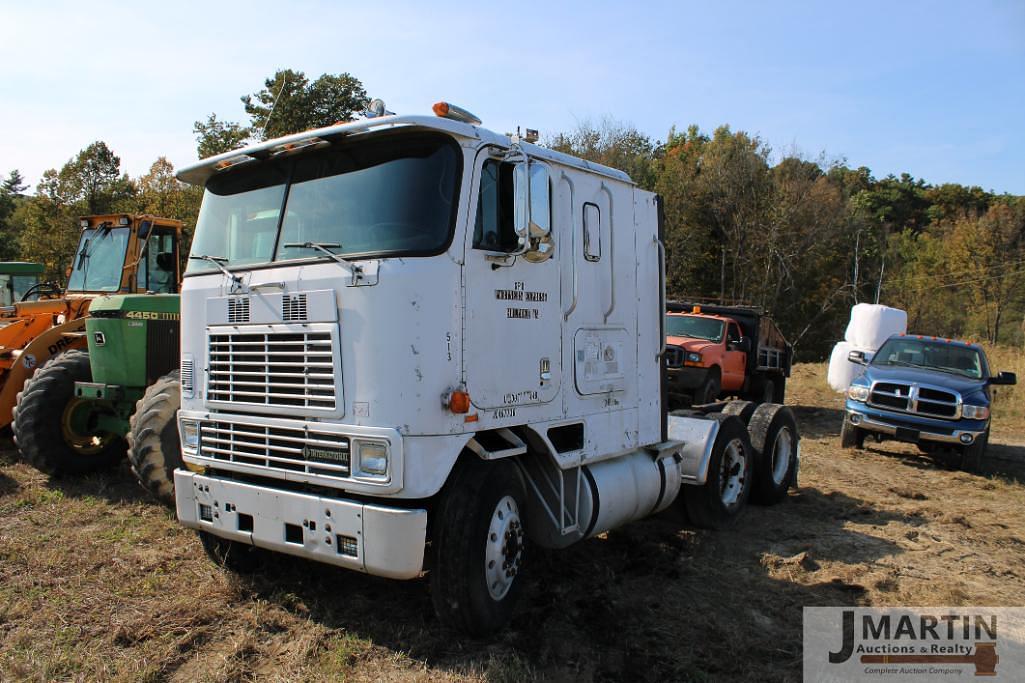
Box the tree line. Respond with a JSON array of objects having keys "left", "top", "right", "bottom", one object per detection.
[{"left": 1, "top": 68, "right": 1021, "bottom": 360}]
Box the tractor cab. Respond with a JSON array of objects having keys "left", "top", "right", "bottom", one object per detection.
[
  {"left": 67, "top": 214, "right": 182, "bottom": 295},
  {"left": 0, "top": 262, "right": 45, "bottom": 306}
]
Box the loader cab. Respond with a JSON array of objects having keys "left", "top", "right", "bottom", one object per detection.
[
  {"left": 0, "top": 262, "right": 44, "bottom": 305},
  {"left": 67, "top": 214, "right": 182, "bottom": 295}
]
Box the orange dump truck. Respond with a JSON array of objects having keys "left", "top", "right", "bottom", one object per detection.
[{"left": 664, "top": 302, "right": 791, "bottom": 406}]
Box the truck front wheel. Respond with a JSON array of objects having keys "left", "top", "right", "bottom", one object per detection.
[
  {"left": 13, "top": 350, "right": 125, "bottom": 475},
  {"left": 127, "top": 370, "right": 183, "bottom": 507},
  {"left": 695, "top": 371, "right": 721, "bottom": 405},
  {"left": 840, "top": 414, "right": 865, "bottom": 449},
  {"left": 959, "top": 429, "right": 989, "bottom": 473},
  {"left": 680, "top": 414, "right": 753, "bottom": 529},
  {"left": 430, "top": 458, "right": 527, "bottom": 636}
]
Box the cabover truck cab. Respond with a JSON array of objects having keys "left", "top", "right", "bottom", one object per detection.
[
  {"left": 665, "top": 302, "right": 791, "bottom": 405},
  {"left": 842, "top": 334, "right": 1016, "bottom": 471},
  {"left": 173, "top": 103, "right": 801, "bottom": 635}
]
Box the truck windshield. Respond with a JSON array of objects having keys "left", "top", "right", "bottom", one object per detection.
[
  {"left": 872, "top": 338, "right": 987, "bottom": 379},
  {"left": 186, "top": 133, "right": 460, "bottom": 274},
  {"left": 66, "top": 227, "right": 131, "bottom": 292},
  {"left": 665, "top": 315, "right": 724, "bottom": 342}
]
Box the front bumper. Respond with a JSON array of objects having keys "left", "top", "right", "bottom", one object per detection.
[
  {"left": 175, "top": 470, "right": 427, "bottom": 579},
  {"left": 845, "top": 402, "right": 988, "bottom": 445}
]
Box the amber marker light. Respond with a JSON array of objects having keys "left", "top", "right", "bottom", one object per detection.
[{"left": 449, "top": 390, "right": 471, "bottom": 414}]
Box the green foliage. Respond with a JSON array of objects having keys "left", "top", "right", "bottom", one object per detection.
[
  {"left": 242, "top": 68, "right": 369, "bottom": 140},
  {"left": 192, "top": 114, "right": 250, "bottom": 159},
  {"left": 0, "top": 169, "right": 28, "bottom": 260}
]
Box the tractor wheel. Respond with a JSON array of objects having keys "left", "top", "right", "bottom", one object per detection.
[
  {"left": 680, "top": 413, "right": 753, "bottom": 529},
  {"left": 127, "top": 370, "right": 182, "bottom": 507},
  {"left": 748, "top": 404, "right": 799, "bottom": 505},
  {"left": 13, "top": 350, "right": 125, "bottom": 475},
  {"left": 430, "top": 457, "right": 528, "bottom": 636}
]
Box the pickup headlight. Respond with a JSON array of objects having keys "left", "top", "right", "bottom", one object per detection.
[
  {"left": 962, "top": 404, "right": 990, "bottom": 420},
  {"left": 357, "top": 441, "right": 389, "bottom": 476},
  {"left": 847, "top": 385, "right": 870, "bottom": 402},
  {"left": 685, "top": 352, "right": 702, "bottom": 363},
  {"left": 181, "top": 420, "right": 200, "bottom": 452}
]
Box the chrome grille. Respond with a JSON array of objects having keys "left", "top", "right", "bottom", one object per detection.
[
  {"left": 208, "top": 329, "right": 336, "bottom": 410},
  {"left": 180, "top": 356, "right": 194, "bottom": 397},
  {"left": 227, "top": 297, "right": 250, "bottom": 323},
  {"left": 199, "top": 421, "right": 350, "bottom": 479},
  {"left": 868, "top": 381, "right": 960, "bottom": 419}
]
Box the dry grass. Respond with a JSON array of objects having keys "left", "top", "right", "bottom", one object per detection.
[
  {"left": 0, "top": 365, "right": 1023, "bottom": 681},
  {"left": 982, "top": 343, "right": 1024, "bottom": 430}
]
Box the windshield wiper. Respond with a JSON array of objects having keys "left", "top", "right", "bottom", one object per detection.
[
  {"left": 283, "top": 242, "right": 360, "bottom": 276},
  {"left": 189, "top": 254, "right": 244, "bottom": 289}
]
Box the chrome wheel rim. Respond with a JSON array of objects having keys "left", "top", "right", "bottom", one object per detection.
[
  {"left": 485, "top": 495, "right": 524, "bottom": 601},
  {"left": 720, "top": 438, "right": 747, "bottom": 507},
  {"left": 771, "top": 427, "right": 793, "bottom": 486}
]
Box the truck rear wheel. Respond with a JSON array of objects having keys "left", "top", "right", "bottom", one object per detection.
[
  {"left": 430, "top": 458, "right": 527, "bottom": 636},
  {"left": 127, "top": 370, "right": 182, "bottom": 507},
  {"left": 959, "top": 429, "right": 989, "bottom": 473},
  {"left": 13, "top": 350, "right": 125, "bottom": 475},
  {"left": 680, "top": 414, "right": 753, "bottom": 529},
  {"left": 748, "top": 404, "right": 799, "bottom": 505},
  {"left": 840, "top": 414, "right": 865, "bottom": 449}
]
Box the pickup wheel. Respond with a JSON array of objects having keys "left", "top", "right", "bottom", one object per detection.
[
  {"left": 127, "top": 370, "right": 182, "bottom": 507},
  {"left": 430, "top": 458, "right": 527, "bottom": 636},
  {"left": 840, "top": 414, "right": 865, "bottom": 449},
  {"left": 695, "top": 371, "right": 721, "bottom": 405},
  {"left": 680, "top": 414, "right": 753, "bottom": 529},
  {"left": 959, "top": 430, "right": 989, "bottom": 473},
  {"left": 748, "top": 404, "right": 799, "bottom": 505},
  {"left": 13, "top": 350, "right": 125, "bottom": 476},
  {"left": 199, "top": 531, "right": 265, "bottom": 574}
]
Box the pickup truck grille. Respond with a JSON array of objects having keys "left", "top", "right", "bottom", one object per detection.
[
  {"left": 664, "top": 345, "right": 685, "bottom": 368},
  {"left": 868, "top": 382, "right": 960, "bottom": 419},
  {"left": 208, "top": 329, "right": 337, "bottom": 411},
  {"left": 199, "top": 421, "right": 351, "bottom": 479}
]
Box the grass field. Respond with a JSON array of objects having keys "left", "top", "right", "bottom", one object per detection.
[{"left": 1, "top": 362, "right": 1024, "bottom": 681}]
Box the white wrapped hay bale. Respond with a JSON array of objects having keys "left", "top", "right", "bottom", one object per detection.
[
  {"left": 827, "top": 341, "right": 870, "bottom": 393},
  {"left": 844, "top": 304, "right": 907, "bottom": 351}
]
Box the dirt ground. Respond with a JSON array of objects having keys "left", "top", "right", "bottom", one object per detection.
[{"left": 1, "top": 362, "right": 1024, "bottom": 682}]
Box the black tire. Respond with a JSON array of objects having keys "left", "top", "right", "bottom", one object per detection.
[
  {"left": 722, "top": 400, "right": 757, "bottom": 425},
  {"left": 127, "top": 370, "right": 182, "bottom": 507},
  {"left": 840, "top": 414, "right": 865, "bottom": 449},
  {"left": 694, "top": 371, "right": 721, "bottom": 405},
  {"left": 771, "top": 376, "right": 786, "bottom": 404},
  {"left": 199, "top": 531, "right": 265, "bottom": 574},
  {"left": 680, "top": 413, "right": 754, "bottom": 529},
  {"left": 748, "top": 404, "right": 799, "bottom": 505},
  {"left": 13, "top": 349, "right": 125, "bottom": 475},
  {"left": 959, "top": 430, "right": 989, "bottom": 473},
  {"left": 430, "top": 457, "right": 527, "bottom": 636}
]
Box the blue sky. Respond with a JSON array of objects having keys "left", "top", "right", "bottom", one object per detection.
[{"left": 1, "top": 0, "right": 1023, "bottom": 193}]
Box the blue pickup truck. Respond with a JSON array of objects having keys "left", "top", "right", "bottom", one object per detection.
[{"left": 842, "top": 335, "right": 1016, "bottom": 470}]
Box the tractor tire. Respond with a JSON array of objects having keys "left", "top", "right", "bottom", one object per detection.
[
  {"left": 13, "top": 349, "right": 125, "bottom": 476},
  {"left": 430, "top": 457, "right": 527, "bottom": 636},
  {"left": 748, "top": 404, "right": 799, "bottom": 505},
  {"left": 840, "top": 414, "right": 865, "bottom": 449},
  {"left": 127, "top": 370, "right": 182, "bottom": 507},
  {"left": 959, "top": 429, "right": 989, "bottom": 473},
  {"left": 680, "top": 413, "right": 753, "bottom": 529},
  {"left": 199, "top": 531, "right": 265, "bottom": 574},
  {"left": 721, "top": 400, "right": 757, "bottom": 425}
]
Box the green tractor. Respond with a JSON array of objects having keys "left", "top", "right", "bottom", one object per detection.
[{"left": 13, "top": 294, "right": 184, "bottom": 505}]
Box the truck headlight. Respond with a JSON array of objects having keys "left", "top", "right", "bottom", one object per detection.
[
  {"left": 357, "top": 441, "right": 389, "bottom": 476},
  {"left": 685, "top": 352, "right": 702, "bottom": 363},
  {"left": 847, "top": 385, "right": 870, "bottom": 402},
  {"left": 962, "top": 404, "right": 989, "bottom": 420},
  {"left": 181, "top": 419, "right": 200, "bottom": 452}
]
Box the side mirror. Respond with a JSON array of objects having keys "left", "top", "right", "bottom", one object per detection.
[
  {"left": 848, "top": 350, "right": 868, "bottom": 365},
  {"left": 138, "top": 220, "right": 152, "bottom": 241},
  {"left": 513, "top": 160, "right": 553, "bottom": 262},
  {"left": 990, "top": 371, "right": 1017, "bottom": 386}
]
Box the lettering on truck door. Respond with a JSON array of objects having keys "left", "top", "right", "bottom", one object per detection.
[{"left": 462, "top": 150, "right": 562, "bottom": 410}]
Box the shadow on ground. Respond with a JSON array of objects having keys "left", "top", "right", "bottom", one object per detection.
[{"left": 225, "top": 485, "right": 905, "bottom": 681}]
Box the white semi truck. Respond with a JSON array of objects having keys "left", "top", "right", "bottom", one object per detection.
[{"left": 172, "top": 102, "right": 800, "bottom": 635}]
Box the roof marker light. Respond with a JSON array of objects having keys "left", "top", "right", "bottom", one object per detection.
[
  {"left": 432, "top": 101, "right": 482, "bottom": 126},
  {"left": 213, "top": 154, "right": 256, "bottom": 172}
]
